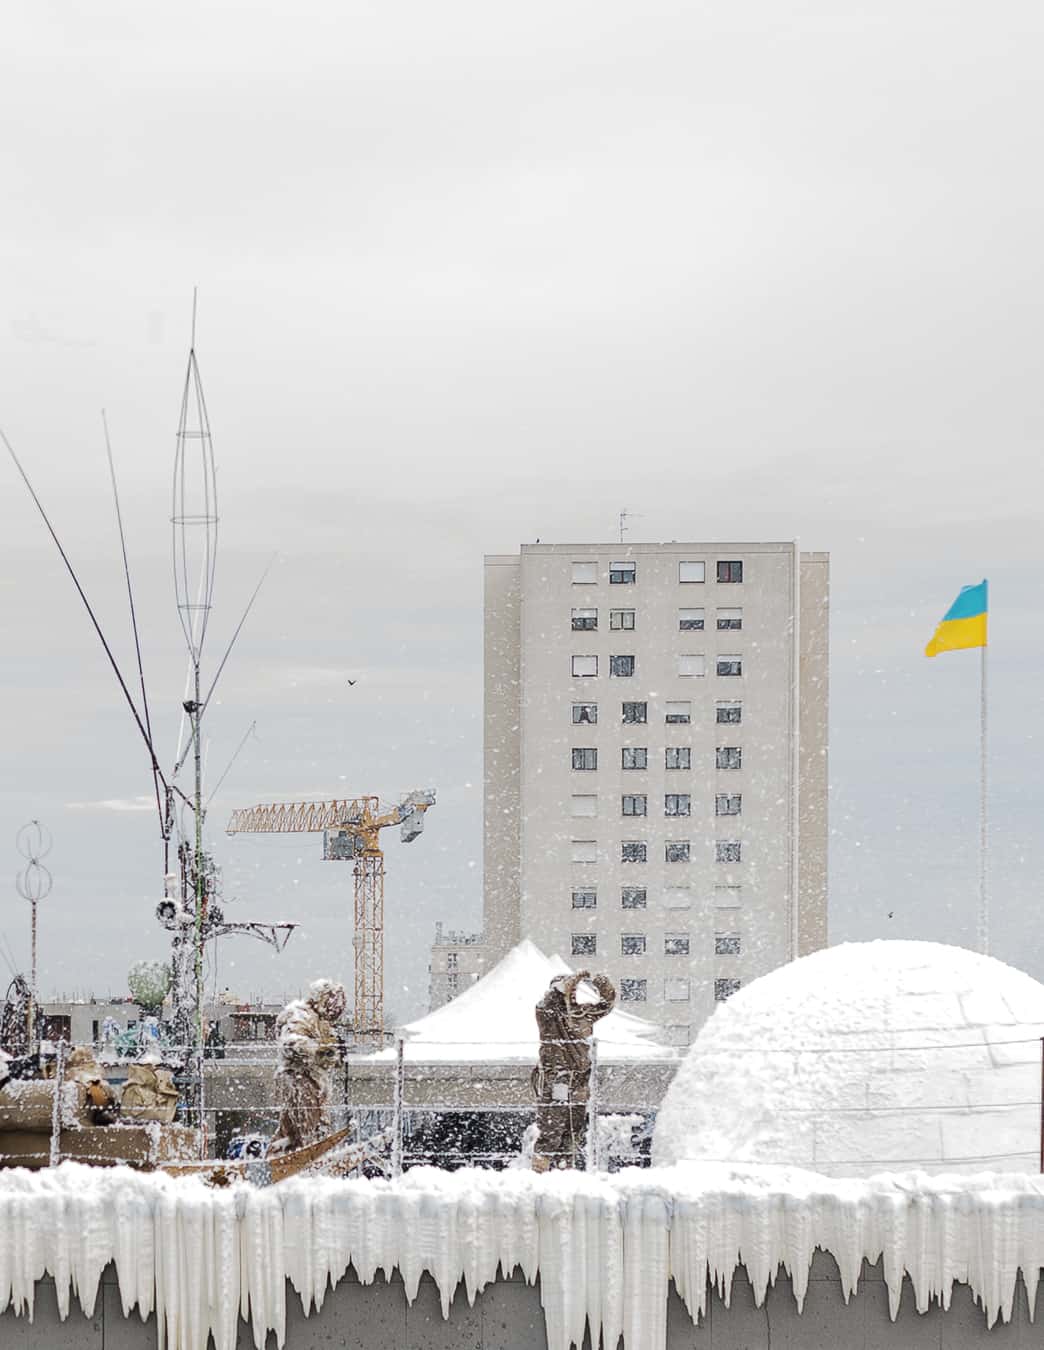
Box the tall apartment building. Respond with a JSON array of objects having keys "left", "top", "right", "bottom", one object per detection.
[
  {"left": 483, "top": 542, "right": 828, "bottom": 1044},
  {"left": 428, "top": 923, "right": 488, "bottom": 1011}
]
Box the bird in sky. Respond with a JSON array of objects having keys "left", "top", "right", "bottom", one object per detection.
[{"left": 347, "top": 679, "right": 357, "bottom": 687}]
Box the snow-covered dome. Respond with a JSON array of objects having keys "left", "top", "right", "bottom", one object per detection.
[{"left": 653, "top": 940, "right": 1044, "bottom": 1176}]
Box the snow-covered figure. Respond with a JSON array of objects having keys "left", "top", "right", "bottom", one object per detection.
[
  {"left": 270, "top": 978, "right": 348, "bottom": 1155},
  {"left": 531, "top": 970, "right": 615, "bottom": 1171}
]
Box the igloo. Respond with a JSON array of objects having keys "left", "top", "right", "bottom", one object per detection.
[{"left": 652, "top": 940, "right": 1044, "bottom": 1176}]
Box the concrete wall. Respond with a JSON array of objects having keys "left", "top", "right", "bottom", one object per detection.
[{"left": 3, "top": 1255, "right": 1035, "bottom": 1348}]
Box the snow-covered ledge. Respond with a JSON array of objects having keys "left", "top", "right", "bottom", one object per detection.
[{"left": 2, "top": 1163, "right": 1044, "bottom": 1350}]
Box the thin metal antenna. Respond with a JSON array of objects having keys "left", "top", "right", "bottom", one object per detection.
[
  {"left": 205, "top": 721, "right": 258, "bottom": 809},
  {"left": 619, "top": 509, "right": 642, "bottom": 543},
  {"left": 191, "top": 287, "right": 198, "bottom": 350},
  {"left": 103, "top": 409, "right": 165, "bottom": 839},
  {"left": 2, "top": 428, "right": 170, "bottom": 792},
  {"left": 172, "top": 554, "right": 275, "bottom": 778}
]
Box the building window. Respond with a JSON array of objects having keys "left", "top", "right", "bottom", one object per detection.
[
  {"left": 572, "top": 703, "right": 598, "bottom": 725},
  {"left": 716, "top": 840, "right": 742, "bottom": 863},
  {"left": 715, "top": 794, "right": 742, "bottom": 816},
  {"left": 717, "top": 746, "right": 742, "bottom": 769},
  {"left": 665, "top": 700, "right": 691, "bottom": 724},
  {"left": 665, "top": 978, "right": 690, "bottom": 1001},
  {"left": 714, "top": 885, "right": 742, "bottom": 909},
  {"left": 572, "top": 934, "right": 597, "bottom": 956},
  {"left": 715, "top": 978, "right": 741, "bottom": 1001},
  {"left": 571, "top": 794, "right": 597, "bottom": 818},
  {"left": 620, "top": 978, "right": 647, "bottom": 1002},
  {"left": 621, "top": 933, "right": 646, "bottom": 956},
  {"left": 678, "top": 654, "right": 706, "bottom": 678},
  {"left": 609, "top": 560, "right": 636, "bottom": 585},
  {"left": 621, "top": 886, "right": 647, "bottom": 909},
  {"left": 622, "top": 701, "right": 647, "bottom": 724},
  {"left": 716, "top": 701, "right": 742, "bottom": 724},
  {"left": 572, "top": 747, "right": 598, "bottom": 771},
  {"left": 679, "top": 561, "right": 705, "bottom": 583},
  {"left": 571, "top": 607, "right": 598, "bottom": 631},
  {"left": 572, "top": 654, "right": 598, "bottom": 677},
  {"left": 664, "top": 886, "right": 692, "bottom": 909},
  {"left": 717, "top": 561, "right": 743, "bottom": 583},
  {"left": 717, "top": 607, "right": 742, "bottom": 631},
  {"left": 665, "top": 793, "right": 691, "bottom": 817},
  {"left": 717, "top": 655, "right": 742, "bottom": 677},
  {"left": 665, "top": 1024, "right": 691, "bottom": 1046},
  {"left": 572, "top": 888, "right": 597, "bottom": 909},
  {"left": 572, "top": 561, "right": 598, "bottom": 584},
  {"left": 622, "top": 794, "right": 647, "bottom": 817},
  {"left": 621, "top": 841, "right": 647, "bottom": 863},
  {"left": 571, "top": 839, "right": 597, "bottom": 863},
  {"left": 665, "top": 841, "right": 690, "bottom": 863},
  {"left": 447, "top": 952, "right": 458, "bottom": 971},
  {"left": 716, "top": 932, "right": 741, "bottom": 956},
  {"left": 665, "top": 934, "right": 690, "bottom": 957},
  {"left": 447, "top": 973, "right": 459, "bottom": 991},
  {"left": 610, "top": 608, "right": 635, "bottom": 630},
  {"left": 665, "top": 746, "right": 691, "bottom": 770},
  {"left": 679, "top": 608, "right": 704, "bottom": 631},
  {"left": 610, "top": 654, "right": 635, "bottom": 677},
  {"left": 622, "top": 746, "right": 648, "bottom": 770}
]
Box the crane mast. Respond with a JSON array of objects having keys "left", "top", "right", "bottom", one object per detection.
[{"left": 227, "top": 791, "right": 435, "bottom": 1046}]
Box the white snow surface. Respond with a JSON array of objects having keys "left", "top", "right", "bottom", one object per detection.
[
  {"left": 4, "top": 1161, "right": 1044, "bottom": 1350},
  {"left": 653, "top": 939, "right": 1044, "bottom": 1176},
  {"left": 368, "top": 939, "right": 675, "bottom": 1062}
]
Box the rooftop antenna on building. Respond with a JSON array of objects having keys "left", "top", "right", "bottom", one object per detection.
[{"left": 619, "top": 510, "right": 642, "bottom": 544}]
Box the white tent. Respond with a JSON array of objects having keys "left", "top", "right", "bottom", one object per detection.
[{"left": 369, "top": 939, "right": 675, "bottom": 1063}]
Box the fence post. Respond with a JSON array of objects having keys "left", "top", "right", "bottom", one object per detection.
[
  {"left": 391, "top": 1036, "right": 404, "bottom": 1178},
  {"left": 586, "top": 1035, "right": 599, "bottom": 1172},
  {"left": 49, "top": 1039, "right": 66, "bottom": 1167}
]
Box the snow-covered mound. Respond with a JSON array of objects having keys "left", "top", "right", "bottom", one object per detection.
[
  {"left": 370, "top": 939, "right": 674, "bottom": 1063},
  {"left": 653, "top": 940, "right": 1044, "bottom": 1176}
]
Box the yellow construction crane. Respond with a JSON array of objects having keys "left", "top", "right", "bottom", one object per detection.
[{"left": 226, "top": 791, "right": 435, "bottom": 1046}]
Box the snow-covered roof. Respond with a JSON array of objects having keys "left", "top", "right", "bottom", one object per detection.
[
  {"left": 369, "top": 939, "right": 675, "bottom": 1063},
  {"left": 653, "top": 939, "right": 1044, "bottom": 1176}
]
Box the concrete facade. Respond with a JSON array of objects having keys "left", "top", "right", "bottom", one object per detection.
[
  {"left": 484, "top": 542, "right": 829, "bottom": 1041},
  {"left": 428, "top": 923, "right": 489, "bottom": 1011},
  {"left": 3, "top": 1257, "right": 1033, "bottom": 1349}
]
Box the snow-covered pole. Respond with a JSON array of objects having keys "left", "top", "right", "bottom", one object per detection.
[
  {"left": 586, "top": 1035, "right": 599, "bottom": 1173},
  {"left": 49, "top": 1039, "right": 65, "bottom": 1167},
  {"left": 391, "top": 1036, "right": 404, "bottom": 1178}
]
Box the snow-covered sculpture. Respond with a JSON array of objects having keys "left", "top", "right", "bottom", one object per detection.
[
  {"left": 270, "top": 978, "right": 348, "bottom": 1155},
  {"left": 531, "top": 970, "right": 615, "bottom": 1171}
]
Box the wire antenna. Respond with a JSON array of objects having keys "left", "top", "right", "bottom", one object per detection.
[
  {"left": 2, "top": 429, "right": 169, "bottom": 792},
  {"left": 172, "top": 332, "right": 218, "bottom": 667},
  {"left": 103, "top": 410, "right": 165, "bottom": 839}
]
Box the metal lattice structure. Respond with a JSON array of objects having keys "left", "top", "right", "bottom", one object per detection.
[{"left": 227, "top": 791, "right": 435, "bottom": 1045}]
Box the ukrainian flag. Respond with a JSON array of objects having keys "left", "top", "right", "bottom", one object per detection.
[{"left": 925, "top": 580, "right": 988, "bottom": 657}]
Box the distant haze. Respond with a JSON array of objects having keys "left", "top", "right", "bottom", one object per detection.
[{"left": 2, "top": 2, "right": 1043, "bottom": 1019}]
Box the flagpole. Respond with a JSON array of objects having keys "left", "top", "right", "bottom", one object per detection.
[{"left": 980, "top": 640, "right": 988, "bottom": 955}]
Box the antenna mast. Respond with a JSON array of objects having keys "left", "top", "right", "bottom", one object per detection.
[{"left": 171, "top": 290, "right": 218, "bottom": 1114}]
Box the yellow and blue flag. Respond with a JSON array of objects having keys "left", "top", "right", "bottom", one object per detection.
[{"left": 925, "top": 580, "right": 988, "bottom": 657}]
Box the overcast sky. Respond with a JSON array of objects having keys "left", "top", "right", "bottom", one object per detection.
[{"left": 2, "top": 2, "right": 1043, "bottom": 1020}]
